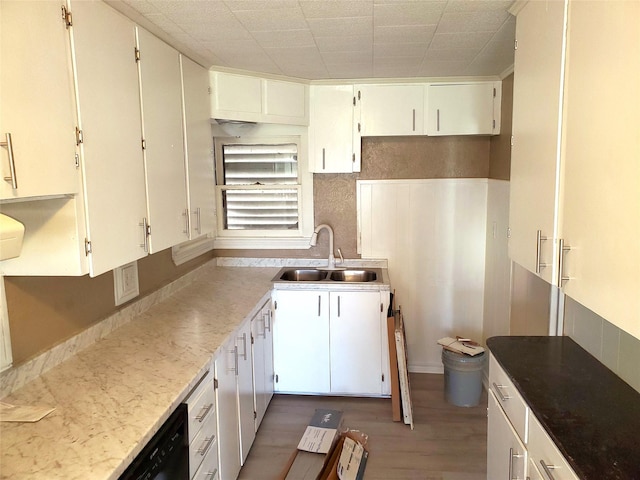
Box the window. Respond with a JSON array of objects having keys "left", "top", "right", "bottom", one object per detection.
[{"left": 214, "top": 135, "right": 314, "bottom": 248}]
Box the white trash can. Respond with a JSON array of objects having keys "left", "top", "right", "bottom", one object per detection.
[{"left": 441, "top": 349, "right": 485, "bottom": 407}]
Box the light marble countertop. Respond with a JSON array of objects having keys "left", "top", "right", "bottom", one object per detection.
[{"left": 0, "top": 263, "right": 280, "bottom": 480}]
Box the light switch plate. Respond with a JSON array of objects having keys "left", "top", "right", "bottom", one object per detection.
[{"left": 114, "top": 261, "right": 139, "bottom": 306}]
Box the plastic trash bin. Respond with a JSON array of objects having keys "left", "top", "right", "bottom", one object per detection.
[{"left": 441, "top": 349, "right": 485, "bottom": 407}]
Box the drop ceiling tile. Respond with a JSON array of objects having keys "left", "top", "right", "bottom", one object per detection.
[
  {"left": 326, "top": 63, "right": 373, "bottom": 79},
  {"left": 233, "top": 7, "right": 307, "bottom": 32},
  {"left": 252, "top": 29, "right": 316, "bottom": 49},
  {"left": 374, "top": 25, "right": 437, "bottom": 44},
  {"left": 444, "top": 0, "right": 513, "bottom": 13},
  {"left": 373, "top": 63, "right": 420, "bottom": 78},
  {"left": 374, "top": 55, "right": 423, "bottom": 67},
  {"left": 142, "top": 13, "right": 185, "bottom": 34},
  {"left": 425, "top": 47, "right": 478, "bottom": 62},
  {"left": 299, "top": 0, "right": 373, "bottom": 18},
  {"left": 374, "top": 42, "right": 428, "bottom": 58},
  {"left": 315, "top": 35, "right": 372, "bottom": 52},
  {"left": 430, "top": 32, "right": 494, "bottom": 50},
  {"left": 306, "top": 17, "right": 373, "bottom": 37},
  {"left": 436, "top": 10, "right": 510, "bottom": 34},
  {"left": 321, "top": 50, "right": 372, "bottom": 65},
  {"left": 123, "top": 0, "right": 161, "bottom": 15},
  {"left": 419, "top": 59, "right": 470, "bottom": 76},
  {"left": 373, "top": 2, "right": 446, "bottom": 27},
  {"left": 224, "top": 0, "right": 300, "bottom": 12}
]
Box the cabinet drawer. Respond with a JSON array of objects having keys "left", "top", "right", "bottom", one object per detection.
[
  {"left": 528, "top": 413, "right": 579, "bottom": 480},
  {"left": 193, "top": 445, "right": 219, "bottom": 480},
  {"left": 187, "top": 372, "right": 216, "bottom": 444},
  {"left": 489, "top": 354, "right": 528, "bottom": 442},
  {"left": 189, "top": 415, "right": 218, "bottom": 479}
]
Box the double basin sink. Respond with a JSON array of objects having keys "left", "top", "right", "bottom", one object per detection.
[{"left": 273, "top": 267, "right": 380, "bottom": 283}]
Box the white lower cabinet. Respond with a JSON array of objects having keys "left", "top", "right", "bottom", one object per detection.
[
  {"left": 487, "top": 389, "right": 527, "bottom": 480},
  {"left": 185, "top": 370, "right": 218, "bottom": 480},
  {"left": 272, "top": 288, "right": 389, "bottom": 396},
  {"left": 252, "top": 302, "right": 274, "bottom": 430},
  {"left": 235, "top": 320, "right": 255, "bottom": 465},
  {"left": 487, "top": 353, "right": 579, "bottom": 480}
]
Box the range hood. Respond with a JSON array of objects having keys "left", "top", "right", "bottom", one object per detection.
[{"left": 214, "top": 119, "right": 257, "bottom": 137}]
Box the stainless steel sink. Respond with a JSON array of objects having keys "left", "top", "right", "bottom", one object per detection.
[
  {"left": 329, "top": 269, "right": 378, "bottom": 282},
  {"left": 279, "top": 269, "right": 328, "bottom": 281}
]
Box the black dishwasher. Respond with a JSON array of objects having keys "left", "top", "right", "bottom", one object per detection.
[{"left": 119, "top": 403, "right": 189, "bottom": 480}]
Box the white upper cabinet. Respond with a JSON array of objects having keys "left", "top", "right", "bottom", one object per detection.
[
  {"left": 426, "top": 82, "right": 500, "bottom": 136},
  {"left": 72, "top": 0, "right": 148, "bottom": 276},
  {"left": 180, "top": 56, "right": 216, "bottom": 239},
  {"left": 0, "top": 0, "right": 79, "bottom": 200},
  {"left": 558, "top": 0, "right": 640, "bottom": 339},
  {"left": 508, "top": 0, "right": 566, "bottom": 286},
  {"left": 309, "top": 85, "right": 360, "bottom": 173},
  {"left": 135, "top": 27, "right": 189, "bottom": 253},
  {"left": 210, "top": 71, "right": 309, "bottom": 126},
  {"left": 359, "top": 84, "right": 424, "bottom": 136}
]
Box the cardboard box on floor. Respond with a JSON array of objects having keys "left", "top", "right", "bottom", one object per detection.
[{"left": 278, "top": 409, "right": 369, "bottom": 480}]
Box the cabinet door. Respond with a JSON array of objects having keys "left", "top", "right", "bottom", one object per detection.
[
  {"left": 210, "top": 71, "right": 262, "bottom": 123},
  {"left": 263, "top": 79, "right": 308, "bottom": 125},
  {"left": 508, "top": 1, "right": 566, "bottom": 286},
  {"left": 309, "top": 85, "right": 359, "bottom": 173},
  {"left": 136, "top": 27, "right": 188, "bottom": 253},
  {"left": 181, "top": 55, "right": 216, "bottom": 239},
  {"left": 215, "top": 338, "right": 241, "bottom": 480},
  {"left": 236, "top": 320, "right": 255, "bottom": 465},
  {"left": 0, "top": 0, "right": 79, "bottom": 200},
  {"left": 559, "top": 0, "right": 640, "bottom": 339},
  {"left": 359, "top": 85, "right": 424, "bottom": 136},
  {"left": 71, "top": 0, "right": 148, "bottom": 276},
  {"left": 426, "top": 83, "right": 497, "bottom": 136},
  {"left": 272, "top": 290, "right": 330, "bottom": 394},
  {"left": 487, "top": 390, "right": 527, "bottom": 480},
  {"left": 252, "top": 304, "right": 273, "bottom": 430},
  {"left": 329, "top": 291, "right": 383, "bottom": 395}
]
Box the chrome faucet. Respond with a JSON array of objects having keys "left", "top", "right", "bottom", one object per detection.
[{"left": 310, "top": 224, "right": 343, "bottom": 269}]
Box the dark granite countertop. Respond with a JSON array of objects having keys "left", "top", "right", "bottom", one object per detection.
[{"left": 486, "top": 336, "right": 640, "bottom": 480}]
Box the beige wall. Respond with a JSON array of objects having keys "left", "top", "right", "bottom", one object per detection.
[{"left": 5, "top": 249, "right": 215, "bottom": 366}]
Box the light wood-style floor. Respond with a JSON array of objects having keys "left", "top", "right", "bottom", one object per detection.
[{"left": 238, "top": 373, "right": 488, "bottom": 480}]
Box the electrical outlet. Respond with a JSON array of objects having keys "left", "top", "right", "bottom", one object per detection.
[{"left": 114, "top": 261, "right": 139, "bottom": 306}]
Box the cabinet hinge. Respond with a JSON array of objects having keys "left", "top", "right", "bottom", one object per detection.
[
  {"left": 507, "top": 227, "right": 511, "bottom": 239},
  {"left": 353, "top": 96, "right": 356, "bottom": 106},
  {"left": 208, "top": 86, "right": 212, "bottom": 94},
  {"left": 84, "top": 238, "right": 92, "bottom": 256},
  {"left": 510, "top": 135, "right": 515, "bottom": 147},
  {"left": 253, "top": 411, "right": 257, "bottom": 420},
  {"left": 75, "top": 127, "right": 83, "bottom": 145},
  {"left": 275, "top": 374, "right": 279, "bottom": 383},
  {"left": 251, "top": 334, "right": 255, "bottom": 345},
  {"left": 514, "top": 39, "right": 518, "bottom": 50},
  {"left": 274, "top": 300, "right": 278, "bottom": 310},
  {"left": 75, "top": 153, "right": 80, "bottom": 169},
  {"left": 214, "top": 378, "right": 219, "bottom": 390},
  {"left": 382, "top": 374, "right": 385, "bottom": 382},
  {"left": 61, "top": 6, "right": 73, "bottom": 28},
  {"left": 493, "top": 87, "right": 496, "bottom": 98},
  {"left": 352, "top": 153, "right": 356, "bottom": 163},
  {"left": 134, "top": 47, "right": 141, "bottom": 62},
  {"left": 493, "top": 119, "right": 496, "bottom": 129},
  {"left": 141, "top": 138, "right": 146, "bottom": 150},
  {"left": 380, "top": 303, "right": 383, "bottom": 313},
  {"left": 357, "top": 122, "right": 361, "bottom": 133},
  {"left": 358, "top": 90, "right": 361, "bottom": 100}
]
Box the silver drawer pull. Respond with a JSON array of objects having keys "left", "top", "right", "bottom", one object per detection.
[
  {"left": 1, "top": 133, "right": 18, "bottom": 189},
  {"left": 492, "top": 382, "right": 511, "bottom": 401},
  {"left": 540, "top": 460, "right": 558, "bottom": 480},
  {"left": 197, "top": 435, "right": 215, "bottom": 456},
  {"left": 195, "top": 403, "right": 213, "bottom": 423},
  {"left": 204, "top": 468, "right": 218, "bottom": 480}
]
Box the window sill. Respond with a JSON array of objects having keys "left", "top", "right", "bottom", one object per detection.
[{"left": 212, "top": 236, "right": 312, "bottom": 250}]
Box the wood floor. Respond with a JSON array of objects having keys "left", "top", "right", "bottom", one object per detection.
[{"left": 238, "top": 373, "right": 488, "bottom": 480}]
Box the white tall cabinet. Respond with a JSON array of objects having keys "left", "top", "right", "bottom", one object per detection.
[
  {"left": 0, "top": 0, "right": 79, "bottom": 200},
  {"left": 136, "top": 27, "right": 189, "bottom": 253},
  {"left": 71, "top": 0, "right": 148, "bottom": 276},
  {"left": 509, "top": 0, "right": 640, "bottom": 339}
]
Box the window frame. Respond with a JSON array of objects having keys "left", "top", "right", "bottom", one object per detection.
[{"left": 212, "top": 134, "right": 314, "bottom": 249}]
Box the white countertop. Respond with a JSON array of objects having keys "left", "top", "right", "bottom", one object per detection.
[
  {"left": 0, "top": 259, "right": 391, "bottom": 480},
  {"left": 0, "top": 263, "right": 279, "bottom": 480}
]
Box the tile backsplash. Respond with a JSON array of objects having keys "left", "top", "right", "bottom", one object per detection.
[{"left": 564, "top": 296, "right": 640, "bottom": 393}]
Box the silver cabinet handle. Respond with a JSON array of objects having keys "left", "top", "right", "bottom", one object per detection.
[
  {"left": 1, "top": 133, "right": 17, "bottom": 189},
  {"left": 195, "top": 207, "right": 201, "bottom": 234},
  {"left": 412, "top": 109, "right": 416, "bottom": 131},
  {"left": 204, "top": 469, "right": 218, "bottom": 480},
  {"left": 238, "top": 333, "right": 247, "bottom": 360},
  {"left": 139, "top": 218, "right": 149, "bottom": 252},
  {"left": 230, "top": 345, "right": 238, "bottom": 375},
  {"left": 318, "top": 295, "right": 321, "bottom": 316},
  {"left": 539, "top": 460, "right": 558, "bottom": 480},
  {"left": 265, "top": 309, "right": 272, "bottom": 332},
  {"left": 558, "top": 238, "right": 572, "bottom": 286},
  {"left": 183, "top": 209, "right": 190, "bottom": 235},
  {"left": 492, "top": 382, "right": 511, "bottom": 401},
  {"left": 197, "top": 434, "right": 215, "bottom": 456},
  {"left": 337, "top": 295, "right": 341, "bottom": 317},
  {"left": 436, "top": 109, "right": 441, "bottom": 131},
  {"left": 195, "top": 403, "right": 213, "bottom": 423},
  {"left": 322, "top": 147, "right": 326, "bottom": 170},
  {"left": 509, "top": 447, "right": 524, "bottom": 480},
  {"left": 535, "top": 230, "right": 549, "bottom": 274}
]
